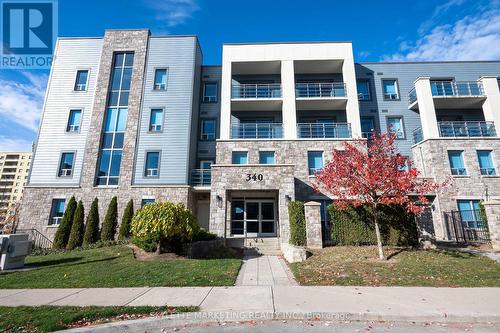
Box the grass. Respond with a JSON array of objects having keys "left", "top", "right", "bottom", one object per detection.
[
  {"left": 0, "top": 305, "right": 197, "bottom": 333},
  {"left": 289, "top": 246, "right": 500, "bottom": 287},
  {"left": 0, "top": 245, "right": 241, "bottom": 288}
]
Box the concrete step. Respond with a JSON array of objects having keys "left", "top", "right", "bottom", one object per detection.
[{"left": 244, "top": 238, "right": 281, "bottom": 255}]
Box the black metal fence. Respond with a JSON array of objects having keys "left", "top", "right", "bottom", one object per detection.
[
  {"left": 443, "top": 209, "right": 490, "bottom": 243},
  {"left": 14, "top": 228, "right": 53, "bottom": 249}
]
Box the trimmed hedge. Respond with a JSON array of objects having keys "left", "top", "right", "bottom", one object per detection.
[
  {"left": 83, "top": 198, "right": 100, "bottom": 246},
  {"left": 288, "top": 201, "right": 306, "bottom": 246},
  {"left": 66, "top": 200, "right": 85, "bottom": 250},
  {"left": 328, "top": 204, "right": 419, "bottom": 246},
  {"left": 101, "top": 196, "right": 118, "bottom": 241},
  {"left": 118, "top": 199, "right": 134, "bottom": 240},
  {"left": 52, "top": 196, "right": 77, "bottom": 249}
]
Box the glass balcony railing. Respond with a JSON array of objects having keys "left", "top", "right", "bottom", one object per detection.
[
  {"left": 297, "top": 123, "right": 351, "bottom": 139},
  {"left": 191, "top": 169, "right": 211, "bottom": 186},
  {"left": 231, "top": 123, "right": 284, "bottom": 139},
  {"left": 295, "top": 82, "right": 347, "bottom": 98},
  {"left": 408, "top": 88, "right": 417, "bottom": 104},
  {"left": 431, "top": 81, "right": 484, "bottom": 97},
  {"left": 231, "top": 83, "right": 282, "bottom": 99},
  {"left": 413, "top": 127, "right": 424, "bottom": 144},
  {"left": 438, "top": 121, "right": 496, "bottom": 138}
]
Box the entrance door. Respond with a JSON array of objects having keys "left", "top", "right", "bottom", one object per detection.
[
  {"left": 245, "top": 201, "right": 260, "bottom": 237},
  {"left": 242, "top": 200, "right": 276, "bottom": 237}
]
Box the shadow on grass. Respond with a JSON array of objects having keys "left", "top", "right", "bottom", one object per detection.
[
  {"left": 26, "top": 256, "right": 119, "bottom": 269},
  {"left": 386, "top": 247, "right": 411, "bottom": 260}
]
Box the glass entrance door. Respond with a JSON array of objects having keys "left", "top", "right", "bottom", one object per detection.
[{"left": 231, "top": 199, "right": 277, "bottom": 237}]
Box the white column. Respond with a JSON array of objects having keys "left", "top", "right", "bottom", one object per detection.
[
  {"left": 343, "top": 59, "right": 362, "bottom": 138},
  {"left": 281, "top": 60, "right": 297, "bottom": 139},
  {"left": 414, "top": 77, "right": 439, "bottom": 139},
  {"left": 219, "top": 60, "right": 232, "bottom": 140},
  {"left": 480, "top": 76, "right": 500, "bottom": 134}
]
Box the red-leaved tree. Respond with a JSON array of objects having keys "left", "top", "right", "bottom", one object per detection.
[{"left": 315, "top": 131, "right": 445, "bottom": 260}]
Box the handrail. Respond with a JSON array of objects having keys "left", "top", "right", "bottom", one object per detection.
[
  {"left": 438, "top": 121, "right": 496, "bottom": 138},
  {"left": 431, "top": 81, "right": 484, "bottom": 97},
  {"left": 231, "top": 123, "right": 284, "bottom": 139},
  {"left": 295, "top": 82, "right": 347, "bottom": 98},
  {"left": 231, "top": 83, "right": 282, "bottom": 99},
  {"left": 14, "top": 228, "right": 53, "bottom": 249},
  {"left": 191, "top": 169, "right": 211, "bottom": 186},
  {"left": 297, "top": 122, "right": 351, "bottom": 138}
]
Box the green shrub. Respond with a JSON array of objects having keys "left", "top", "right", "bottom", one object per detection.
[
  {"left": 52, "top": 196, "right": 77, "bottom": 249},
  {"left": 66, "top": 200, "right": 85, "bottom": 250},
  {"left": 83, "top": 198, "right": 100, "bottom": 246},
  {"left": 101, "top": 197, "right": 118, "bottom": 241},
  {"left": 130, "top": 201, "right": 198, "bottom": 253},
  {"left": 131, "top": 234, "right": 160, "bottom": 253},
  {"left": 288, "top": 201, "right": 306, "bottom": 246},
  {"left": 192, "top": 228, "right": 217, "bottom": 242},
  {"left": 328, "top": 204, "right": 418, "bottom": 246},
  {"left": 118, "top": 199, "right": 134, "bottom": 240}
]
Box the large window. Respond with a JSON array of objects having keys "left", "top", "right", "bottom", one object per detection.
[
  {"left": 448, "top": 150, "right": 467, "bottom": 176},
  {"left": 201, "top": 119, "right": 216, "bottom": 141},
  {"left": 382, "top": 79, "right": 399, "bottom": 100},
  {"left": 387, "top": 116, "right": 405, "bottom": 139},
  {"left": 58, "top": 152, "right": 75, "bottom": 177},
  {"left": 361, "top": 117, "right": 375, "bottom": 139},
  {"left": 259, "top": 151, "right": 275, "bottom": 164},
  {"left": 66, "top": 109, "right": 82, "bottom": 132},
  {"left": 232, "top": 151, "right": 248, "bottom": 164},
  {"left": 357, "top": 80, "right": 371, "bottom": 100},
  {"left": 96, "top": 52, "right": 133, "bottom": 186},
  {"left": 457, "top": 200, "right": 482, "bottom": 228},
  {"left": 145, "top": 151, "right": 160, "bottom": 177},
  {"left": 203, "top": 82, "right": 218, "bottom": 103},
  {"left": 149, "top": 109, "right": 163, "bottom": 132},
  {"left": 74, "top": 70, "right": 88, "bottom": 91},
  {"left": 141, "top": 198, "right": 155, "bottom": 207},
  {"left": 154, "top": 68, "right": 168, "bottom": 90},
  {"left": 477, "top": 150, "right": 496, "bottom": 175},
  {"left": 49, "top": 199, "right": 65, "bottom": 225},
  {"left": 308, "top": 151, "right": 323, "bottom": 175}
]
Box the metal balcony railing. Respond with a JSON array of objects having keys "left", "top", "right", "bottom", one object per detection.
[
  {"left": 231, "top": 83, "right": 282, "bottom": 99},
  {"left": 297, "top": 123, "right": 351, "bottom": 139},
  {"left": 191, "top": 169, "right": 211, "bottom": 186},
  {"left": 430, "top": 81, "right": 484, "bottom": 97},
  {"left": 480, "top": 167, "right": 496, "bottom": 176},
  {"left": 231, "top": 123, "right": 284, "bottom": 139},
  {"left": 408, "top": 88, "right": 417, "bottom": 104},
  {"left": 413, "top": 127, "right": 424, "bottom": 144},
  {"left": 438, "top": 121, "right": 496, "bottom": 138},
  {"left": 295, "top": 82, "right": 347, "bottom": 98}
]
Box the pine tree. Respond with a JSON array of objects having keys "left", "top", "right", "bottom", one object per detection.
[
  {"left": 83, "top": 198, "right": 100, "bottom": 245},
  {"left": 52, "top": 196, "right": 77, "bottom": 249},
  {"left": 66, "top": 200, "right": 85, "bottom": 250},
  {"left": 118, "top": 199, "right": 134, "bottom": 240},
  {"left": 101, "top": 196, "right": 118, "bottom": 241}
]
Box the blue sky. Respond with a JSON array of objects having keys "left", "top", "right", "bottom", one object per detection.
[{"left": 0, "top": 0, "right": 499, "bottom": 151}]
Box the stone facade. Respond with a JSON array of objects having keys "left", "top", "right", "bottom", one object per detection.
[
  {"left": 304, "top": 201, "right": 323, "bottom": 249},
  {"left": 482, "top": 201, "right": 500, "bottom": 250},
  {"left": 412, "top": 138, "right": 500, "bottom": 240}
]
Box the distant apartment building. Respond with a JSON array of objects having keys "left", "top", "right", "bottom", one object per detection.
[
  {"left": 17, "top": 29, "right": 500, "bottom": 250},
  {"left": 0, "top": 152, "right": 32, "bottom": 228}
]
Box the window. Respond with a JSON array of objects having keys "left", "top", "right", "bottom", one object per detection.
[
  {"left": 477, "top": 150, "right": 496, "bottom": 175},
  {"left": 382, "top": 79, "right": 399, "bottom": 100},
  {"left": 259, "top": 151, "right": 275, "bottom": 164},
  {"left": 74, "top": 70, "right": 88, "bottom": 91},
  {"left": 361, "top": 117, "right": 375, "bottom": 139},
  {"left": 144, "top": 151, "right": 160, "bottom": 177},
  {"left": 203, "top": 82, "right": 218, "bottom": 103},
  {"left": 149, "top": 109, "right": 163, "bottom": 132},
  {"left": 308, "top": 151, "right": 323, "bottom": 175},
  {"left": 387, "top": 117, "right": 405, "bottom": 139},
  {"left": 448, "top": 150, "right": 467, "bottom": 175},
  {"left": 200, "top": 160, "right": 212, "bottom": 169},
  {"left": 141, "top": 198, "right": 155, "bottom": 207},
  {"left": 357, "top": 80, "right": 371, "bottom": 100},
  {"left": 154, "top": 69, "right": 168, "bottom": 90},
  {"left": 201, "top": 119, "right": 216, "bottom": 141},
  {"left": 457, "top": 200, "right": 482, "bottom": 228},
  {"left": 66, "top": 109, "right": 82, "bottom": 132},
  {"left": 96, "top": 52, "right": 133, "bottom": 186},
  {"left": 58, "top": 152, "right": 75, "bottom": 177},
  {"left": 49, "top": 199, "right": 65, "bottom": 225},
  {"left": 232, "top": 151, "right": 248, "bottom": 164}
]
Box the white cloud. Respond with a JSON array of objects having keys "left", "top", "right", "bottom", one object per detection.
[
  {"left": 0, "top": 136, "right": 33, "bottom": 152},
  {"left": 383, "top": 5, "right": 500, "bottom": 61},
  {"left": 0, "top": 72, "right": 47, "bottom": 132},
  {"left": 418, "top": 0, "right": 466, "bottom": 34},
  {"left": 147, "top": 0, "right": 199, "bottom": 28}
]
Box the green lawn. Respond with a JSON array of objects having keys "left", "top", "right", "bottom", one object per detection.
[
  {"left": 0, "top": 245, "right": 241, "bottom": 288},
  {"left": 0, "top": 305, "right": 196, "bottom": 333},
  {"left": 290, "top": 246, "right": 500, "bottom": 287}
]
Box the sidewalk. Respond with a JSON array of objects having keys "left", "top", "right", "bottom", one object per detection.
[
  {"left": 235, "top": 255, "right": 298, "bottom": 286},
  {"left": 1, "top": 286, "right": 500, "bottom": 322}
]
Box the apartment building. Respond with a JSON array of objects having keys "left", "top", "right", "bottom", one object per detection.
[
  {"left": 17, "top": 29, "right": 500, "bottom": 250},
  {"left": 0, "top": 152, "right": 32, "bottom": 229}
]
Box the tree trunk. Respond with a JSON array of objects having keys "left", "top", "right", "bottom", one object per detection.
[{"left": 373, "top": 205, "right": 385, "bottom": 260}]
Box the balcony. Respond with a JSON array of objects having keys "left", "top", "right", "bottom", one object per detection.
[
  {"left": 295, "top": 82, "right": 347, "bottom": 111},
  {"left": 297, "top": 123, "right": 351, "bottom": 139},
  {"left": 413, "top": 127, "right": 424, "bottom": 144},
  {"left": 231, "top": 123, "right": 283, "bottom": 139},
  {"left": 409, "top": 81, "right": 486, "bottom": 110},
  {"left": 191, "top": 169, "right": 211, "bottom": 187},
  {"left": 438, "top": 121, "right": 496, "bottom": 138},
  {"left": 231, "top": 83, "right": 282, "bottom": 111}
]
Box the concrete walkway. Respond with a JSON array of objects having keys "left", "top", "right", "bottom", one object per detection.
[
  {"left": 235, "top": 254, "right": 297, "bottom": 286},
  {"left": 2, "top": 287, "right": 500, "bottom": 323}
]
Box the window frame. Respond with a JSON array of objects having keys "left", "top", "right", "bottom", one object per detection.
[
  {"left": 148, "top": 108, "right": 164, "bottom": 133},
  {"left": 381, "top": 78, "right": 400, "bottom": 101},
  {"left": 141, "top": 197, "right": 156, "bottom": 207},
  {"left": 307, "top": 150, "right": 324, "bottom": 176},
  {"left": 386, "top": 116, "right": 406, "bottom": 139},
  {"left": 153, "top": 68, "right": 168, "bottom": 91},
  {"left": 477, "top": 150, "right": 496, "bottom": 176},
  {"left": 66, "top": 108, "right": 83, "bottom": 133},
  {"left": 448, "top": 150, "right": 467, "bottom": 176},
  {"left": 356, "top": 79, "right": 371, "bottom": 101},
  {"left": 232, "top": 151, "right": 248, "bottom": 165},
  {"left": 57, "top": 152, "right": 76, "bottom": 178},
  {"left": 144, "top": 150, "right": 161, "bottom": 178},
  {"left": 73, "top": 69, "right": 89, "bottom": 92},
  {"left": 200, "top": 118, "right": 217, "bottom": 141},
  {"left": 259, "top": 150, "right": 276, "bottom": 165},
  {"left": 49, "top": 198, "right": 66, "bottom": 225},
  {"left": 202, "top": 81, "right": 218, "bottom": 103}
]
